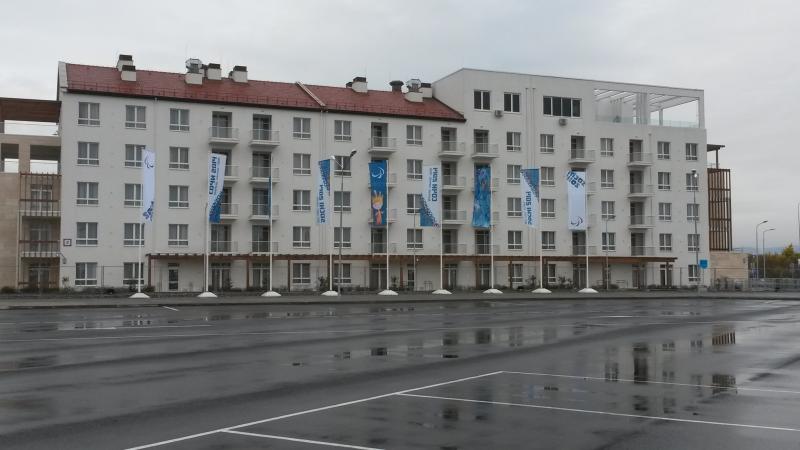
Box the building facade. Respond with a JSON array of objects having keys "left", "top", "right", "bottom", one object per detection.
[{"left": 48, "top": 55, "right": 710, "bottom": 292}]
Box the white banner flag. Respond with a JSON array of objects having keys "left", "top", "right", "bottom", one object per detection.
[
  {"left": 566, "top": 170, "right": 587, "bottom": 230},
  {"left": 521, "top": 168, "right": 539, "bottom": 228},
  {"left": 141, "top": 148, "right": 156, "bottom": 223},
  {"left": 208, "top": 153, "right": 227, "bottom": 223},
  {"left": 420, "top": 165, "right": 441, "bottom": 227}
]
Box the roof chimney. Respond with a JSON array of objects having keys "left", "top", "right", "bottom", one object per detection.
[
  {"left": 351, "top": 76, "right": 367, "bottom": 93},
  {"left": 206, "top": 63, "right": 221, "bottom": 80},
  {"left": 404, "top": 79, "right": 423, "bottom": 102},
  {"left": 185, "top": 58, "right": 203, "bottom": 85},
  {"left": 230, "top": 65, "right": 248, "bottom": 83},
  {"left": 420, "top": 82, "right": 433, "bottom": 98},
  {"left": 389, "top": 80, "right": 403, "bottom": 92},
  {"left": 116, "top": 54, "right": 133, "bottom": 71},
  {"left": 120, "top": 64, "right": 136, "bottom": 82}
]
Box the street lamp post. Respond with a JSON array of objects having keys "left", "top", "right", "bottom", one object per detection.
[
  {"left": 755, "top": 220, "right": 768, "bottom": 279},
  {"left": 332, "top": 150, "right": 357, "bottom": 296},
  {"left": 604, "top": 216, "right": 610, "bottom": 291},
  {"left": 762, "top": 228, "right": 775, "bottom": 279}
]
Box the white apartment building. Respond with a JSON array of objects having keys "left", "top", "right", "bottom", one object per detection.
[{"left": 55, "top": 55, "right": 708, "bottom": 292}]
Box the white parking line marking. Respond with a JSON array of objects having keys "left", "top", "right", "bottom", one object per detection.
[
  {"left": 501, "top": 371, "right": 800, "bottom": 395},
  {"left": 223, "top": 430, "right": 384, "bottom": 449},
  {"left": 162, "top": 306, "right": 179, "bottom": 312},
  {"left": 398, "top": 393, "right": 800, "bottom": 432},
  {"left": 125, "top": 371, "right": 503, "bottom": 449}
]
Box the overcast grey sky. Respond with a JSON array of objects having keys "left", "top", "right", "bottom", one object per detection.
[{"left": 1, "top": 0, "right": 797, "bottom": 249}]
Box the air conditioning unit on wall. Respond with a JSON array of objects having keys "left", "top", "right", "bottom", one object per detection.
[
  {"left": 558, "top": 118, "right": 568, "bottom": 126},
  {"left": 494, "top": 110, "right": 503, "bottom": 118}
]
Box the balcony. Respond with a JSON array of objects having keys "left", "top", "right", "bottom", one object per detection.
[
  {"left": 629, "top": 215, "right": 655, "bottom": 229},
  {"left": 586, "top": 182, "right": 597, "bottom": 195},
  {"left": 471, "top": 143, "right": 499, "bottom": 160},
  {"left": 470, "top": 177, "right": 500, "bottom": 191},
  {"left": 219, "top": 203, "right": 238, "bottom": 220},
  {"left": 250, "top": 129, "right": 280, "bottom": 147},
  {"left": 250, "top": 204, "right": 279, "bottom": 220},
  {"left": 438, "top": 141, "right": 466, "bottom": 158},
  {"left": 631, "top": 246, "right": 655, "bottom": 256},
  {"left": 210, "top": 241, "right": 238, "bottom": 254},
  {"left": 443, "top": 243, "right": 467, "bottom": 255},
  {"left": 442, "top": 175, "right": 466, "bottom": 191},
  {"left": 571, "top": 245, "right": 598, "bottom": 256},
  {"left": 224, "top": 165, "right": 239, "bottom": 183},
  {"left": 19, "top": 240, "right": 59, "bottom": 258},
  {"left": 568, "top": 149, "right": 596, "bottom": 165},
  {"left": 251, "top": 241, "right": 279, "bottom": 254},
  {"left": 370, "top": 242, "right": 398, "bottom": 254},
  {"left": 442, "top": 209, "right": 467, "bottom": 225},
  {"left": 367, "top": 208, "right": 397, "bottom": 224},
  {"left": 209, "top": 127, "right": 239, "bottom": 146},
  {"left": 474, "top": 243, "right": 499, "bottom": 255},
  {"left": 627, "top": 152, "right": 653, "bottom": 167},
  {"left": 366, "top": 172, "right": 397, "bottom": 189},
  {"left": 628, "top": 184, "right": 655, "bottom": 198},
  {"left": 19, "top": 199, "right": 60, "bottom": 218},
  {"left": 368, "top": 137, "right": 397, "bottom": 155},
  {"left": 250, "top": 167, "right": 280, "bottom": 183}
]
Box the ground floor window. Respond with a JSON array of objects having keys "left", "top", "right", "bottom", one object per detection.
[
  {"left": 688, "top": 264, "right": 699, "bottom": 283},
  {"left": 210, "top": 263, "right": 232, "bottom": 290},
  {"left": 75, "top": 262, "right": 97, "bottom": 286},
  {"left": 334, "top": 263, "right": 351, "bottom": 285},
  {"left": 545, "top": 263, "right": 557, "bottom": 286},
  {"left": 252, "top": 263, "right": 270, "bottom": 288},
  {"left": 660, "top": 264, "right": 673, "bottom": 287},
  {"left": 477, "top": 263, "right": 491, "bottom": 288},
  {"left": 123, "top": 262, "right": 144, "bottom": 286},
  {"left": 406, "top": 265, "right": 416, "bottom": 290},
  {"left": 168, "top": 263, "right": 179, "bottom": 291},
  {"left": 509, "top": 263, "right": 523, "bottom": 286},
  {"left": 292, "top": 263, "right": 311, "bottom": 285}
]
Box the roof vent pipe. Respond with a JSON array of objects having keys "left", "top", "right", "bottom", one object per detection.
[
  {"left": 120, "top": 65, "right": 136, "bottom": 82},
  {"left": 230, "top": 65, "right": 248, "bottom": 83},
  {"left": 206, "top": 63, "right": 221, "bottom": 80},
  {"left": 351, "top": 76, "right": 367, "bottom": 93},
  {"left": 390, "top": 80, "right": 404, "bottom": 92},
  {"left": 116, "top": 54, "right": 133, "bottom": 71}
]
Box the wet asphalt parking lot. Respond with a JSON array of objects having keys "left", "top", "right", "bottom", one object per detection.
[{"left": 2, "top": 298, "right": 800, "bottom": 449}]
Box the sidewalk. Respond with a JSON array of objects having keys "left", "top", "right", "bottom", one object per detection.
[{"left": 1, "top": 290, "right": 799, "bottom": 310}]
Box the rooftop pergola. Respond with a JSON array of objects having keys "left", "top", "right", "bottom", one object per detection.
[{"left": 593, "top": 89, "right": 699, "bottom": 112}]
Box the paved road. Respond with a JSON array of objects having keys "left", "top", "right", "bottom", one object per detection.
[{"left": 2, "top": 298, "right": 800, "bottom": 449}]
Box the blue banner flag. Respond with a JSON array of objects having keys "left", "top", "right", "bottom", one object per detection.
[
  {"left": 208, "top": 153, "right": 227, "bottom": 223},
  {"left": 472, "top": 165, "right": 491, "bottom": 228},
  {"left": 420, "top": 165, "right": 441, "bottom": 227},
  {"left": 369, "top": 160, "right": 388, "bottom": 227},
  {"left": 521, "top": 168, "right": 539, "bottom": 228},
  {"left": 316, "top": 159, "right": 331, "bottom": 224}
]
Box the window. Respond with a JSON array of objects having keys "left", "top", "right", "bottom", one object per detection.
[
  {"left": 334, "top": 191, "right": 351, "bottom": 212},
  {"left": 169, "top": 147, "right": 189, "bottom": 170},
  {"left": 406, "top": 159, "right": 422, "bottom": 180},
  {"left": 657, "top": 141, "right": 670, "bottom": 160},
  {"left": 600, "top": 169, "right": 614, "bottom": 188},
  {"left": 540, "top": 134, "right": 555, "bottom": 153},
  {"left": 602, "top": 232, "right": 616, "bottom": 251},
  {"left": 169, "top": 108, "right": 190, "bottom": 131},
  {"left": 688, "top": 234, "right": 700, "bottom": 252},
  {"left": 687, "top": 203, "right": 700, "bottom": 221},
  {"left": 124, "top": 183, "right": 141, "bottom": 207},
  {"left": 77, "top": 182, "right": 99, "bottom": 205},
  {"left": 507, "top": 197, "right": 522, "bottom": 217},
  {"left": 541, "top": 199, "right": 555, "bottom": 219},
  {"left": 292, "top": 227, "right": 311, "bottom": 248},
  {"left": 504, "top": 93, "right": 520, "bottom": 112},
  {"left": 686, "top": 143, "right": 698, "bottom": 161},
  {"left": 334, "top": 263, "right": 352, "bottom": 284},
  {"left": 77, "top": 142, "right": 99, "bottom": 166},
  {"left": 76, "top": 222, "right": 98, "bottom": 246},
  {"left": 571, "top": 135, "right": 585, "bottom": 150},
  {"left": 507, "top": 164, "right": 521, "bottom": 184},
  {"left": 474, "top": 90, "right": 491, "bottom": 110},
  {"left": 541, "top": 167, "right": 555, "bottom": 186},
  {"left": 406, "top": 193, "right": 422, "bottom": 214},
  {"left": 123, "top": 262, "right": 144, "bottom": 286},
  {"left": 293, "top": 117, "right": 311, "bottom": 139},
  {"left": 168, "top": 224, "right": 188, "bottom": 246},
  {"left": 293, "top": 190, "right": 311, "bottom": 211},
  {"left": 334, "top": 227, "right": 351, "bottom": 249},
  {"left": 686, "top": 172, "right": 699, "bottom": 191},
  {"left": 601, "top": 201, "right": 615, "bottom": 220},
  {"left": 78, "top": 102, "right": 100, "bottom": 126},
  {"left": 508, "top": 230, "right": 522, "bottom": 250},
  {"left": 334, "top": 155, "right": 352, "bottom": 176},
  {"left": 600, "top": 138, "right": 614, "bottom": 157},
  {"left": 509, "top": 263, "right": 523, "bottom": 285},
  {"left": 123, "top": 223, "right": 144, "bottom": 246},
  {"left": 659, "top": 233, "right": 672, "bottom": 252},
  {"left": 658, "top": 172, "right": 671, "bottom": 190},
  {"left": 125, "top": 144, "right": 145, "bottom": 168},
  {"left": 125, "top": 105, "right": 146, "bottom": 129},
  {"left": 406, "top": 125, "right": 423, "bottom": 145},
  {"left": 75, "top": 262, "right": 98, "bottom": 286},
  {"left": 292, "top": 263, "right": 311, "bottom": 284},
  {"left": 505, "top": 132, "right": 522, "bottom": 152},
  {"left": 543, "top": 96, "right": 581, "bottom": 117},
  {"left": 334, "top": 120, "right": 351, "bottom": 142},
  {"left": 542, "top": 231, "right": 556, "bottom": 250},
  {"left": 169, "top": 185, "right": 189, "bottom": 208},
  {"left": 293, "top": 153, "right": 311, "bottom": 175},
  {"left": 407, "top": 228, "right": 423, "bottom": 250},
  {"left": 658, "top": 202, "right": 672, "bottom": 221},
  {"left": 688, "top": 264, "right": 699, "bottom": 282}
]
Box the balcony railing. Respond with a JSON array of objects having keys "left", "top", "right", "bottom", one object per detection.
[
  {"left": 568, "top": 149, "right": 596, "bottom": 163},
  {"left": 474, "top": 243, "right": 499, "bottom": 255},
  {"left": 209, "top": 126, "right": 239, "bottom": 143},
  {"left": 627, "top": 152, "right": 653, "bottom": 165},
  {"left": 19, "top": 240, "right": 60, "bottom": 257},
  {"left": 571, "top": 245, "right": 598, "bottom": 256},
  {"left": 224, "top": 165, "right": 239, "bottom": 180},
  {"left": 220, "top": 203, "right": 239, "bottom": 218},
  {"left": 251, "top": 166, "right": 280, "bottom": 182},
  {"left": 470, "top": 177, "right": 500, "bottom": 190},
  {"left": 442, "top": 209, "right": 467, "bottom": 223},
  {"left": 370, "top": 242, "right": 398, "bottom": 254},
  {"left": 628, "top": 184, "right": 655, "bottom": 196},
  {"left": 251, "top": 241, "right": 279, "bottom": 253},
  {"left": 471, "top": 143, "right": 499, "bottom": 158},
  {"left": 442, "top": 175, "right": 466, "bottom": 190},
  {"left": 366, "top": 172, "right": 397, "bottom": 188},
  {"left": 629, "top": 215, "right": 655, "bottom": 227},
  {"left": 367, "top": 208, "right": 397, "bottom": 224},
  {"left": 443, "top": 243, "right": 467, "bottom": 255},
  {"left": 250, "top": 129, "right": 280, "bottom": 146},
  {"left": 368, "top": 137, "right": 397, "bottom": 153},
  {"left": 631, "top": 246, "right": 655, "bottom": 256},
  {"left": 250, "top": 204, "right": 279, "bottom": 219},
  {"left": 210, "top": 241, "right": 238, "bottom": 253},
  {"left": 439, "top": 141, "right": 466, "bottom": 157},
  {"left": 19, "top": 199, "right": 60, "bottom": 217}
]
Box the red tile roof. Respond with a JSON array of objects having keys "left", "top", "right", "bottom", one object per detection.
[{"left": 64, "top": 64, "right": 465, "bottom": 122}]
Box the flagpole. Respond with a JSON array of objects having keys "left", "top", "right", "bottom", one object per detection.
[
  {"left": 378, "top": 159, "right": 397, "bottom": 295},
  {"left": 263, "top": 166, "right": 279, "bottom": 297},
  {"left": 484, "top": 165, "right": 501, "bottom": 294},
  {"left": 533, "top": 168, "right": 550, "bottom": 294},
  {"left": 579, "top": 173, "right": 598, "bottom": 294},
  {"left": 199, "top": 151, "right": 217, "bottom": 298},
  {"left": 432, "top": 164, "right": 450, "bottom": 295}
]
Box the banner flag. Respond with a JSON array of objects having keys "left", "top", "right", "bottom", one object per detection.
[
  {"left": 472, "top": 165, "right": 491, "bottom": 228},
  {"left": 521, "top": 168, "right": 539, "bottom": 228},
  {"left": 316, "top": 159, "right": 331, "bottom": 224},
  {"left": 208, "top": 153, "right": 227, "bottom": 223},
  {"left": 420, "top": 165, "right": 441, "bottom": 227},
  {"left": 566, "top": 170, "right": 587, "bottom": 230},
  {"left": 141, "top": 148, "right": 156, "bottom": 223},
  {"left": 369, "top": 160, "right": 388, "bottom": 227}
]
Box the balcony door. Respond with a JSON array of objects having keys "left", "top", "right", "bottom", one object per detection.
[{"left": 444, "top": 264, "right": 458, "bottom": 290}]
